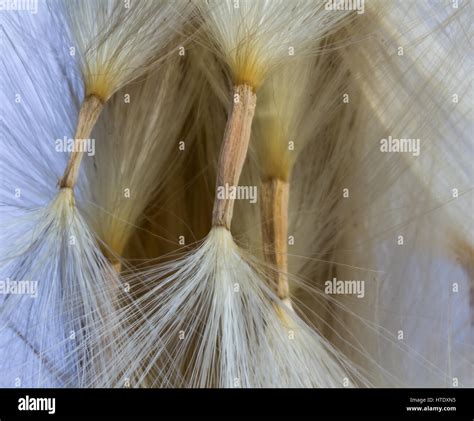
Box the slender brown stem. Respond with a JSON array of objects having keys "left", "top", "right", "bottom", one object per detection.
[
  {"left": 260, "top": 178, "right": 292, "bottom": 306},
  {"left": 58, "top": 95, "right": 122, "bottom": 276},
  {"left": 212, "top": 84, "right": 257, "bottom": 230},
  {"left": 59, "top": 95, "right": 103, "bottom": 189}
]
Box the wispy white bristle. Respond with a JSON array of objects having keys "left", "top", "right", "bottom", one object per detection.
[
  {"left": 252, "top": 48, "right": 349, "bottom": 181},
  {"left": 79, "top": 56, "right": 198, "bottom": 261},
  {"left": 57, "top": 0, "right": 195, "bottom": 100},
  {"left": 198, "top": 0, "right": 354, "bottom": 87},
  {"left": 88, "top": 227, "right": 367, "bottom": 387},
  {"left": 329, "top": 0, "right": 473, "bottom": 386},
  {"left": 1, "top": 0, "right": 471, "bottom": 391},
  {"left": 0, "top": 16, "right": 123, "bottom": 387},
  {"left": 0, "top": 190, "right": 123, "bottom": 386}
]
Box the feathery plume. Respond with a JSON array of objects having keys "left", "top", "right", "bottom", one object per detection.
[{"left": 0, "top": 8, "right": 124, "bottom": 387}]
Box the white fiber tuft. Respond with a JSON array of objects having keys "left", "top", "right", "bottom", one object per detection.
[
  {"left": 198, "top": 0, "right": 354, "bottom": 87},
  {"left": 88, "top": 227, "right": 367, "bottom": 387},
  {"left": 57, "top": 0, "right": 195, "bottom": 100}
]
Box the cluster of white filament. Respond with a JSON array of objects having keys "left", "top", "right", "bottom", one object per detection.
[{"left": 0, "top": 0, "right": 471, "bottom": 389}]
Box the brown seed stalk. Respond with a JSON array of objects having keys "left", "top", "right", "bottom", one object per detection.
[
  {"left": 59, "top": 95, "right": 103, "bottom": 189},
  {"left": 212, "top": 84, "right": 257, "bottom": 230},
  {"left": 260, "top": 178, "right": 292, "bottom": 306}
]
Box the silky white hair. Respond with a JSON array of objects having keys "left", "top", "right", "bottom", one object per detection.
[
  {"left": 197, "top": 0, "right": 354, "bottom": 87},
  {"left": 0, "top": 9, "right": 124, "bottom": 387},
  {"left": 85, "top": 227, "right": 369, "bottom": 387},
  {"left": 1, "top": 0, "right": 472, "bottom": 389},
  {"left": 80, "top": 55, "right": 199, "bottom": 262},
  {"left": 56, "top": 0, "right": 195, "bottom": 100}
]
